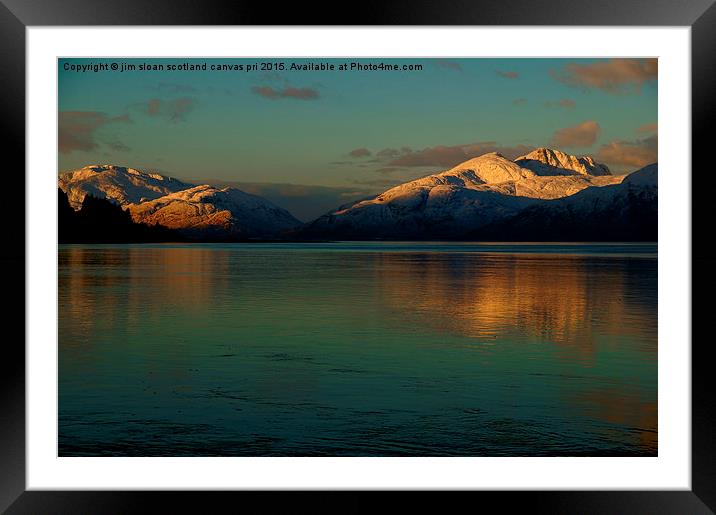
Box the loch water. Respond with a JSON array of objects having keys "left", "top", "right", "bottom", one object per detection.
[{"left": 59, "top": 242, "right": 657, "bottom": 456}]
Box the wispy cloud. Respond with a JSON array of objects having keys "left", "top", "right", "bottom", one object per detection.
[
  {"left": 374, "top": 166, "right": 405, "bottom": 175},
  {"left": 106, "top": 140, "right": 131, "bottom": 152},
  {"left": 550, "top": 120, "right": 601, "bottom": 148},
  {"left": 376, "top": 148, "right": 408, "bottom": 159},
  {"left": 181, "top": 179, "right": 375, "bottom": 221},
  {"left": 379, "top": 142, "right": 532, "bottom": 169},
  {"left": 348, "top": 147, "right": 372, "bottom": 158},
  {"left": 544, "top": 98, "right": 576, "bottom": 109},
  {"left": 513, "top": 98, "right": 528, "bottom": 106},
  {"left": 58, "top": 111, "right": 131, "bottom": 154},
  {"left": 596, "top": 134, "right": 657, "bottom": 172},
  {"left": 551, "top": 58, "right": 657, "bottom": 94},
  {"left": 251, "top": 85, "right": 320, "bottom": 100},
  {"left": 635, "top": 122, "right": 658, "bottom": 134},
  {"left": 496, "top": 70, "right": 519, "bottom": 79},
  {"left": 142, "top": 97, "right": 197, "bottom": 122},
  {"left": 433, "top": 59, "right": 462, "bottom": 71}
]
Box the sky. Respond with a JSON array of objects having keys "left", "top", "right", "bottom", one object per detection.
[{"left": 58, "top": 58, "right": 657, "bottom": 220}]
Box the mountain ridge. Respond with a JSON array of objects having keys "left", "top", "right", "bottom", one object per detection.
[
  {"left": 469, "top": 163, "right": 657, "bottom": 241},
  {"left": 59, "top": 165, "right": 301, "bottom": 239},
  {"left": 59, "top": 164, "right": 192, "bottom": 209},
  {"left": 298, "top": 148, "right": 636, "bottom": 240},
  {"left": 515, "top": 148, "right": 612, "bottom": 177},
  {"left": 58, "top": 147, "right": 656, "bottom": 242}
]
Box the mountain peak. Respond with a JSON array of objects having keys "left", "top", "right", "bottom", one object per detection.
[
  {"left": 79, "top": 164, "right": 135, "bottom": 174},
  {"left": 443, "top": 151, "right": 534, "bottom": 182},
  {"left": 77, "top": 164, "right": 177, "bottom": 181},
  {"left": 515, "top": 148, "right": 611, "bottom": 176},
  {"left": 622, "top": 163, "right": 657, "bottom": 186},
  {"left": 59, "top": 164, "right": 194, "bottom": 209},
  {"left": 128, "top": 183, "right": 301, "bottom": 238},
  {"left": 58, "top": 164, "right": 302, "bottom": 239}
]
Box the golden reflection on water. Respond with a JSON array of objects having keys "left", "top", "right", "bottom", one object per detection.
[
  {"left": 571, "top": 387, "right": 658, "bottom": 452},
  {"left": 365, "top": 251, "right": 657, "bottom": 454},
  {"left": 61, "top": 248, "right": 657, "bottom": 353},
  {"left": 59, "top": 246, "right": 230, "bottom": 363},
  {"left": 60, "top": 246, "right": 229, "bottom": 318},
  {"left": 370, "top": 252, "right": 656, "bottom": 359},
  {"left": 59, "top": 245, "right": 657, "bottom": 455}
]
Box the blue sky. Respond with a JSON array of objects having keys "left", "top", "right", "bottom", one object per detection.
[{"left": 59, "top": 58, "right": 657, "bottom": 219}]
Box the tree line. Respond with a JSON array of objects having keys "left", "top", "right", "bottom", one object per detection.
[{"left": 58, "top": 189, "right": 183, "bottom": 243}]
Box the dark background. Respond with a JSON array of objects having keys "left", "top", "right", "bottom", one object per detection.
[{"left": 1, "top": 0, "right": 714, "bottom": 513}]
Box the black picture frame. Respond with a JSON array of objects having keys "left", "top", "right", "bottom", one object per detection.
[{"left": 2, "top": 1, "right": 713, "bottom": 513}]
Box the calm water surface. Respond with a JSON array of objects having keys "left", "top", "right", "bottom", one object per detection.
[{"left": 59, "top": 242, "right": 657, "bottom": 456}]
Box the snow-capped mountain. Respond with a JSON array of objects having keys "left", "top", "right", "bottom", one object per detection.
[
  {"left": 127, "top": 185, "right": 301, "bottom": 239},
  {"left": 514, "top": 148, "right": 611, "bottom": 176},
  {"left": 58, "top": 165, "right": 301, "bottom": 239},
  {"left": 299, "top": 148, "right": 628, "bottom": 240},
  {"left": 470, "top": 163, "right": 657, "bottom": 241},
  {"left": 58, "top": 149, "right": 656, "bottom": 242},
  {"left": 58, "top": 165, "right": 192, "bottom": 209}
]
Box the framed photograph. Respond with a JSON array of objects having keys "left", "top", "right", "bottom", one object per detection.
[{"left": 3, "top": 0, "right": 714, "bottom": 512}]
